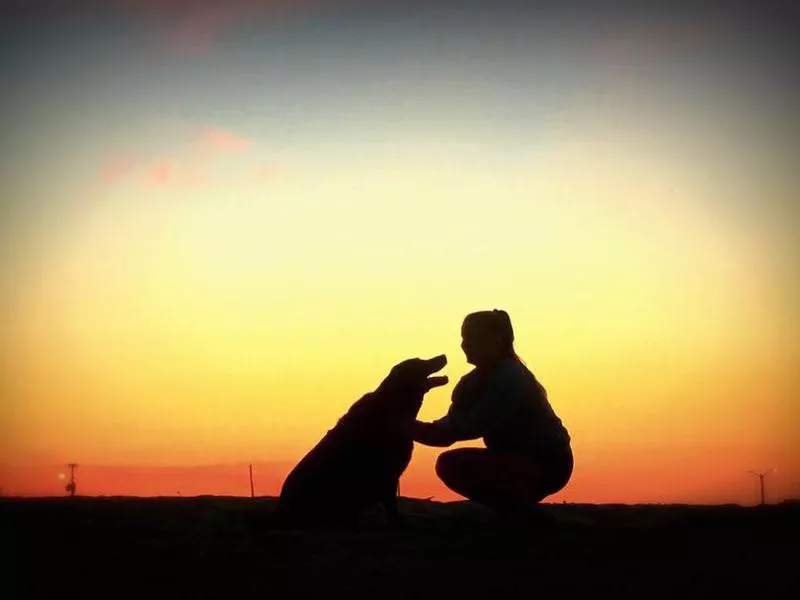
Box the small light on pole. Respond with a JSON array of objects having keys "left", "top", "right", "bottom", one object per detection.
[{"left": 748, "top": 469, "right": 775, "bottom": 506}]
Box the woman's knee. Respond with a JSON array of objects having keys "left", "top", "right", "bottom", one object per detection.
[
  {"left": 435, "top": 449, "right": 472, "bottom": 484},
  {"left": 435, "top": 450, "right": 457, "bottom": 483}
]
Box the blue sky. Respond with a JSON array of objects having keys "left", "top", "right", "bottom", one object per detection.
[{"left": 1, "top": 1, "right": 796, "bottom": 306}]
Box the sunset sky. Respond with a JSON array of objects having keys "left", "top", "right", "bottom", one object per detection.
[{"left": 1, "top": 0, "right": 797, "bottom": 505}]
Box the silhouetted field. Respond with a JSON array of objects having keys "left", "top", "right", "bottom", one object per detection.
[{"left": 4, "top": 497, "right": 797, "bottom": 598}]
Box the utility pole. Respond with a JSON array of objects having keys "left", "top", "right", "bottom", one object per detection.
[
  {"left": 249, "top": 464, "right": 255, "bottom": 499},
  {"left": 66, "top": 463, "right": 78, "bottom": 497},
  {"left": 748, "top": 469, "right": 774, "bottom": 505}
]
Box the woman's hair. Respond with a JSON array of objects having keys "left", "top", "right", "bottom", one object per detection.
[{"left": 463, "top": 309, "right": 526, "bottom": 365}]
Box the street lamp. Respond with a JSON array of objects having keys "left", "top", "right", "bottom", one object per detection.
[
  {"left": 65, "top": 463, "right": 78, "bottom": 497},
  {"left": 748, "top": 469, "right": 775, "bottom": 505}
]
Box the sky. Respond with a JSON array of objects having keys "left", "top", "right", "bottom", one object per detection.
[{"left": 1, "top": 0, "right": 798, "bottom": 504}]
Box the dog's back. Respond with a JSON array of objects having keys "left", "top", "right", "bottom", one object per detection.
[
  {"left": 275, "top": 355, "right": 448, "bottom": 527},
  {"left": 275, "top": 394, "right": 412, "bottom": 525}
]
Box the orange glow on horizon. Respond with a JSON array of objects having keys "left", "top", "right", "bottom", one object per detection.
[
  {"left": 3, "top": 136, "right": 797, "bottom": 504},
  {"left": 2, "top": 10, "right": 797, "bottom": 506}
]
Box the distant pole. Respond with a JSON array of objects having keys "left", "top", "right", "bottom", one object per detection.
[
  {"left": 249, "top": 464, "right": 255, "bottom": 498},
  {"left": 748, "top": 469, "right": 775, "bottom": 505},
  {"left": 66, "top": 463, "right": 78, "bottom": 497}
]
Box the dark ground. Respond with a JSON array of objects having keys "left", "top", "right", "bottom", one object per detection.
[{"left": 4, "top": 496, "right": 798, "bottom": 599}]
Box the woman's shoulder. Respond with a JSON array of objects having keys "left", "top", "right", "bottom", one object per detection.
[
  {"left": 452, "top": 359, "right": 537, "bottom": 400},
  {"left": 452, "top": 367, "right": 480, "bottom": 396},
  {"left": 494, "top": 357, "right": 534, "bottom": 383},
  {"left": 493, "top": 358, "right": 546, "bottom": 396}
]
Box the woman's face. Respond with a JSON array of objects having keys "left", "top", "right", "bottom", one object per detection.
[{"left": 460, "top": 320, "right": 502, "bottom": 367}]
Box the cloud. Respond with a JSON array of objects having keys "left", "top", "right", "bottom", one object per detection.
[
  {"left": 97, "top": 126, "right": 273, "bottom": 189},
  {"left": 182, "top": 162, "right": 213, "bottom": 188},
  {"left": 251, "top": 163, "right": 286, "bottom": 184},
  {"left": 98, "top": 154, "right": 139, "bottom": 184},
  {"left": 144, "top": 157, "right": 214, "bottom": 189},
  {"left": 119, "top": 0, "right": 331, "bottom": 56},
  {"left": 195, "top": 128, "right": 253, "bottom": 154},
  {"left": 147, "top": 159, "right": 176, "bottom": 187},
  {"left": 97, "top": 126, "right": 283, "bottom": 189}
]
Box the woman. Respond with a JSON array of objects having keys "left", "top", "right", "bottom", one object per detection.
[{"left": 412, "top": 309, "right": 572, "bottom": 517}]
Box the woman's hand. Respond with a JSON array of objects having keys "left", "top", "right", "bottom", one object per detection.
[{"left": 411, "top": 420, "right": 456, "bottom": 447}]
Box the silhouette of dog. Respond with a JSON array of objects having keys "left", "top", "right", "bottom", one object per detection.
[{"left": 274, "top": 354, "right": 448, "bottom": 528}]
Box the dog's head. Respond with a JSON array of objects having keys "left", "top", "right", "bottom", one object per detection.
[{"left": 374, "top": 354, "right": 448, "bottom": 418}]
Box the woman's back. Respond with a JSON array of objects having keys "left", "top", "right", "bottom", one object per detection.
[
  {"left": 412, "top": 309, "right": 574, "bottom": 511},
  {"left": 453, "top": 357, "right": 570, "bottom": 455}
]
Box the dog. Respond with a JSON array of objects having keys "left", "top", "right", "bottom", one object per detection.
[{"left": 274, "top": 354, "right": 448, "bottom": 528}]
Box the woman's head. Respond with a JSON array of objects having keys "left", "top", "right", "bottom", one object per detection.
[{"left": 460, "top": 309, "right": 517, "bottom": 368}]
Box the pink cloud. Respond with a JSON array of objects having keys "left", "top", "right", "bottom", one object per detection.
[
  {"left": 170, "top": 15, "right": 217, "bottom": 54},
  {"left": 120, "top": 0, "right": 328, "bottom": 56},
  {"left": 182, "top": 160, "right": 213, "bottom": 188},
  {"left": 99, "top": 154, "right": 139, "bottom": 184},
  {"left": 145, "top": 158, "right": 214, "bottom": 189},
  {"left": 196, "top": 128, "right": 253, "bottom": 154},
  {"left": 148, "top": 159, "right": 175, "bottom": 187},
  {"left": 97, "top": 126, "right": 277, "bottom": 190},
  {"left": 251, "top": 163, "right": 286, "bottom": 184}
]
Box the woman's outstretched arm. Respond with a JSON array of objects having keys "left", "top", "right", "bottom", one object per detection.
[
  {"left": 411, "top": 420, "right": 458, "bottom": 447},
  {"left": 411, "top": 372, "right": 484, "bottom": 447}
]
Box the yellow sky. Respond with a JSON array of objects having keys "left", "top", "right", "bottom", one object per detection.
[{"left": 2, "top": 116, "right": 797, "bottom": 502}]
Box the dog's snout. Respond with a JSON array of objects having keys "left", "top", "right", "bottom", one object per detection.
[
  {"left": 426, "top": 375, "right": 449, "bottom": 390},
  {"left": 424, "top": 355, "right": 448, "bottom": 391}
]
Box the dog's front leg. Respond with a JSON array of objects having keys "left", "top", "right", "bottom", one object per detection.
[{"left": 381, "top": 477, "right": 409, "bottom": 529}]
